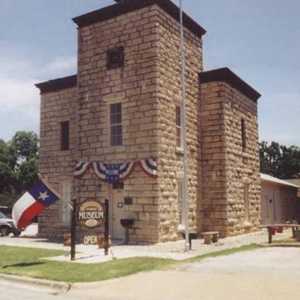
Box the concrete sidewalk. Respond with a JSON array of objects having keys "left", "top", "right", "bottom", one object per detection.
[{"left": 0, "top": 229, "right": 292, "bottom": 263}]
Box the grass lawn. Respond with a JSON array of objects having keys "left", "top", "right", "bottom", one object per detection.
[
  {"left": 0, "top": 246, "right": 174, "bottom": 283},
  {"left": 0, "top": 244, "right": 260, "bottom": 283},
  {"left": 185, "top": 244, "right": 261, "bottom": 263}
]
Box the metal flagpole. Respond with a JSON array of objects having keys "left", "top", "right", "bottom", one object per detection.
[
  {"left": 179, "top": 0, "right": 189, "bottom": 252},
  {"left": 70, "top": 197, "right": 77, "bottom": 261}
]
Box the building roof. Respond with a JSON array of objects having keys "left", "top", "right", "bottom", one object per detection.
[
  {"left": 35, "top": 75, "right": 77, "bottom": 94},
  {"left": 199, "top": 68, "right": 261, "bottom": 102},
  {"left": 261, "top": 173, "right": 300, "bottom": 189},
  {"left": 73, "top": 0, "right": 206, "bottom": 38},
  {"left": 285, "top": 178, "right": 300, "bottom": 186}
]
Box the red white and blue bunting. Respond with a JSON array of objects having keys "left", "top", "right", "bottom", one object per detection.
[
  {"left": 139, "top": 158, "right": 158, "bottom": 178},
  {"left": 92, "top": 161, "right": 135, "bottom": 184},
  {"left": 74, "top": 161, "right": 90, "bottom": 177},
  {"left": 74, "top": 158, "right": 157, "bottom": 183}
]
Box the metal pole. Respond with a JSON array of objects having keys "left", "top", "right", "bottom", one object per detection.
[
  {"left": 179, "top": 0, "right": 189, "bottom": 252},
  {"left": 104, "top": 199, "right": 109, "bottom": 256},
  {"left": 70, "top": 197, "right": 77, "bottom": 261}
]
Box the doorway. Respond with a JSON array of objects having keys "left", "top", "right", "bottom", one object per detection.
[
  {"left": 262, "top": 193, "right": 274, "bottom": 224},
  {"left": 110, "top": 186, "right": 125, "bottom": 241}
]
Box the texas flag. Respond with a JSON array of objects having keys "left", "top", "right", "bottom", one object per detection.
[{"left": 12, "top": 178, "right": 60, "bottom": 230}]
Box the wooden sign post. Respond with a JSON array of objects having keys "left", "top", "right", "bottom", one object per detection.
[
  {"left": 104, "top": 199, "right": 109, "bottom": 256},
  {"left": 70, "top": 197, "right": 110, "bottom": 260}
]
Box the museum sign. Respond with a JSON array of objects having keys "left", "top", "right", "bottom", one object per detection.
[{"left": 78, "top": 200, "right": 104, "bottom": 228}]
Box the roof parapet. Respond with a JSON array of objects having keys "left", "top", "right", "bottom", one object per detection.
[
  {"left": 73, "top": 0, "right": 206, "bottom": 38},
  {"left": 35, "top": 75, "right": 77, "bottom": 94},
  {"left": 199, "top": 68, "right": 261, "bottom": 102}
]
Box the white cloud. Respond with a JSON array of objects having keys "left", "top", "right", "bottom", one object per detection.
[
  {"left": 43, "top": 56, "right": 77, "bottom": 77},
  {"left": 0, "top": 77, "right": 39, "bottom": 113},
  {"left": 259, "top": 92, "right": 300, "bottom": 146},
  {"left": 0, "top": 51, "right": 76, "bottom": 140}
]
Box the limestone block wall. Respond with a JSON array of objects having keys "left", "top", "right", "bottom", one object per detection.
[
  {"left": 199, "top": 82, "right": 227, "bottom": 235},
  {"left": 199, "top": 78, "right": 261, "bottom": 237},
  {"left": 223, "top": 83, "right": 261, "bottom": 235},
  {"left": 76, "top": 5, "right": 161, "bottom": 243},
  {"left": 38, "top": 86, "right": 77, "bottom": 239},
  {"left": 156, "top": 7, "right": 203, "bottom": 241}
]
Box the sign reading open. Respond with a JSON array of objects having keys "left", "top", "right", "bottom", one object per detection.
[{"left": 78, "top": 201, "right": 104, "bottom": 228}]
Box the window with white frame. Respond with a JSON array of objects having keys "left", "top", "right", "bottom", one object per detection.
[
  {"left": 61, "top": 180, "right": 72, "bottom": 226},
  {"left": 110, "top": 103, "right": 123, "bottom": 146}
]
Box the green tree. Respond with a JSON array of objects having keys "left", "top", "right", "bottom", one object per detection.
[
  {"left": 260, "top": 141, "right": 300, "bottom": 179},
  {"left": 10, "top": 131, "right": 39, "bottom": 194},
  {"left": 0, "top": 140, "right": 15, "bottom": 194},
  {"left": 0, "top": 131, "right": 39, "bottom": 208},
  {"left": 10, "top": 131, "right": 38, "bottom": 161}
]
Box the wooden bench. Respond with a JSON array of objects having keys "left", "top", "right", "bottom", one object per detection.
[
  {"left": 202, "top": 231, "right": 219, "bottom": 245},
  {"left": 260, "top": 224, "right": 300, "bottom": 244}
]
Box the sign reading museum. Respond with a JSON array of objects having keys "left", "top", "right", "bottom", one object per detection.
[{"left": 78, "top": 201, "right": 104, "bottom": 228}]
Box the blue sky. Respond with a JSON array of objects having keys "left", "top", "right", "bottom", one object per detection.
[{"left": 0, "top": 0, "right": 299, "bottom": 145}]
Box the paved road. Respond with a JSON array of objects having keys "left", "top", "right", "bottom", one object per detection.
[
  {"left": 0, "top": 280, "right": 69, "bottom": 300},
  {"left": 1, "top": 247, "right": 300, "bottom": 300},
  {"left": 71, "top": 247, "right": 300, "bottom": 300}
]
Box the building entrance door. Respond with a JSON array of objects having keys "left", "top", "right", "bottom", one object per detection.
[
  {"left": 262, "top": 193, "right": 274, "bottom": 224},
  {"left": 111, "top": 188, "right": 125, "bottom": 241}
]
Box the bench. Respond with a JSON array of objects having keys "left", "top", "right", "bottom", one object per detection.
[
  {"left": 260, "top": 224, "right": 300, "bottom": 244},
  {"left": 202, "top": 231, "right": 219, "bottom": 245}
]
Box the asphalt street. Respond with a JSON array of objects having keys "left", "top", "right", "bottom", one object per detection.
[{"left": 0, "top": 280, "right": 71, "bottom": 300}]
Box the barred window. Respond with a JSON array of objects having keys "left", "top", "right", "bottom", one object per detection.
[
  {"left": 107, "top": 47, "right": 124, "bottom": 70},
  {"left": 61, "top": 121, "right": 69, "bottom": 151},
  {"left": 241, "top": 118, "right": 247, "bottom": 151},
  {"left": 110, "top": 103, "right": 123, "bottom": 146}
]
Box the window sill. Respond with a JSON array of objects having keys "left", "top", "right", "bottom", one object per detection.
[{"left": 108, "top": 145, "right": 126, "bottom": 153}]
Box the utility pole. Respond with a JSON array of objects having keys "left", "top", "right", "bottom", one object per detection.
[{"left": 179, "top": 0, "right": 190, "bottom": 252}]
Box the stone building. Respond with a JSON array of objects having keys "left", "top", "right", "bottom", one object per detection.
[{"left": 36, "top": 0, "right": 261, "bottom": 243}]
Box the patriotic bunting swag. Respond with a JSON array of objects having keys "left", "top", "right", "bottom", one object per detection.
[
  {"left": 139, "top": 158, "right": 158, "bottom": 177},
  {"left": 74, "top": 161, "right": 90, "bottom": 177},
  {"left": 74, "top": 158, "right": 157, "bottom": 183},
  {"left": 93, "top": 161, "right": 135, "bottom": 184}
]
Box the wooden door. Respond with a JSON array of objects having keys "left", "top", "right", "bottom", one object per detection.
[
  {"left": 262, "top": 193, "right": 274, "bottom": 224},
  {"left": 111, "top": 188, "right": 125, "bottom": 241}
]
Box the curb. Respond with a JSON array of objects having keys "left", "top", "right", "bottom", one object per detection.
[
  {"left": 261, "top": 243, "right": 300, "bottom": 248},
  {"left": 0, "top": 273, "right": 72, "bottom": 293}
]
